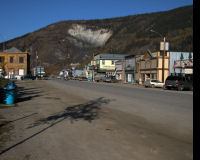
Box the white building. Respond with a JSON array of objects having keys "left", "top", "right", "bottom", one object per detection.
[{"left": 169, "top": 52, "right": 193, "bottom": 74}]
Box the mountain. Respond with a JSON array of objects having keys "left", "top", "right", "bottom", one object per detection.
[{"left": 0, "top": 5, "right": 193, "bottom": 74}]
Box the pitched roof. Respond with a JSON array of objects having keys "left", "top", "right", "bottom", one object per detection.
[
  {"left": 98, "top": 53, "right": 128, "bottom": 60},
  {"left": 147, "top": 49, "right": 153, "bottom": 58},
  {"left": 142, "top": 49, "right": 153, "bottom": 60},
  {"left": 5, "top": 47, "right": 22, "bottom": 53}
]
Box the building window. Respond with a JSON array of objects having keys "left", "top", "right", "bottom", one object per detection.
[
  {"left": 151, "top": 74, "right": 154, "bottom": 80},
  {"left": 156, "top": 59, "right": 158, "bottom": 67},
  {"left": 135, "top": 63, "right": 139, "bottom": 73},
  {"left": 102, "top": 60, "right": 105, "bottom": 65},
  {"left": 155, "top": 74, "right": 157, "bottom": 79},
  {"left": 160, "top": 51, "right": 167, "bottom": 56},
  {"left": 151, "top": 74, "right": 157, "bottom": 80},
  {"left": 19, "top": 57, "right": 24, "bottom": 63},
  {"left": 0, "top": 56, "right": 5, "bottom": 63},
  {"left": 10, "top": 57, "right": 14, "bottom": 63}
]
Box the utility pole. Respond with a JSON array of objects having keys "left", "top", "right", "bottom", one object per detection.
[
  {"left": 150, "top": 29, "right": 167, "bottom": 83},
  {"left": 40, "top": 60, "right": 41, "bottom": 79},
  {"left": 36, "top": 51, "right": 38, "bottom": 79},
  {"left": 162, "top": 37, "right": 166, "bottom": 83},
  {"left": 92, "top": 53, "right": 94, "bottom": 82}
]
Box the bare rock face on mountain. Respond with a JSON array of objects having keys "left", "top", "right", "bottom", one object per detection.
[
  {"left": 1, "top": 6, "right": 193, "bottom": 74},
  {"left": 68, "top": 24, "right": 112, "bottom": 47}
]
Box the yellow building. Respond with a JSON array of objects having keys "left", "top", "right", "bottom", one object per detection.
[
  {"left": 92, "top": 53, "right": 127, "bottom": 76},
  {"left": 135, "top": 51, "right": 169, "bottom": 84},
  {"left": 0, "top": 47, "right": 30, "bottom": 78}
]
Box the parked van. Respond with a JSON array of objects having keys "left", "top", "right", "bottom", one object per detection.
[{"left": 164, "top": 74, "right": 193, "bottom": 91}]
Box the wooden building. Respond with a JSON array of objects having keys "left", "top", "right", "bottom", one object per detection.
[
  {"left": 135, "top": 51, "right": 170, "bottom": 84},
  {"left": 0, "top": 47, "right": 30, "bottom": 79}
]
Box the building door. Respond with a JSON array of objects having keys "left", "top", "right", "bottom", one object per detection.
[
  {"left": 0, "top": 69, "right": 2, "bottom": 75},
  {"left": 8, "top": 68, "right": 15, "bottom": 79},
  {"left": 142, "top": 74, "right": 145, "bottom": 83},
  {"left": 8, "top": 71, "right": 14, "bottom": 79},
  {"left": 128, "top": 74, "right": 132, "bottom": 82},
  {"left": 145, "top": 74, "right": 150, "bottom": 80}
]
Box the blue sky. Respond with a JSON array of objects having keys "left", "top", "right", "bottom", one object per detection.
[{"left": 0, "top": 0, "right": 193, "bottom": 43}]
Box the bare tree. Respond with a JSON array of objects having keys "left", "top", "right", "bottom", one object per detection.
[{"left": 0, "top": 61, "right": 7, "bottom": 77}]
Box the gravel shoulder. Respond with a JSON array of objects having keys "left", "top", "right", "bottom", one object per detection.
[{"left": 0, "top": 80, "right": 193, "bottom": 160}]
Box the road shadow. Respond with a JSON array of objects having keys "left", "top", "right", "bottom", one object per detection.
[
  {"left": 28, "top": 97, "right": 111, "bottom": 128},
  {"left": 0, "top": 113, "right": 38, "bottom": 128},
  {"left": 0, "top": 97, "right": 111, "bottom": 156},
  {"left": 16, "top": 87, "right": 43, "bottom": 103}
]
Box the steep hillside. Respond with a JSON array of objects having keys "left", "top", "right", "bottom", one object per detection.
[{"left": 0, "top": 5, "right": 193, "bottom": 74}]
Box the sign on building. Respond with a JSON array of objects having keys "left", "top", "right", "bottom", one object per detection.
[
  {"left": 185, "top": 69, "right": 193, "bottom": 74},
  {"left": 160, "top": 42, "right": 169, "bottom": 51}
]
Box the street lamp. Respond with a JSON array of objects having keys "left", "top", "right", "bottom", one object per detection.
[
  {"left": 150, "top": 29, "right": 166, "bottom": 83},
  {"left": 35, "top": 51, "right": 38, "bottom": 79}
]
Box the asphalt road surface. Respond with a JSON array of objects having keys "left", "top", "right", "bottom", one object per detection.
[{"left": 0, "top": 79, "right": 193, "bottom": 160}]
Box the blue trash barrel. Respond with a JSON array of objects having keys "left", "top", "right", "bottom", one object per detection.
[
  {"left": 4, "top": 90, "right": 15, "bottom": 104},
  {"left": 3, "top": 82, "right": 17, "bottom": 105}
]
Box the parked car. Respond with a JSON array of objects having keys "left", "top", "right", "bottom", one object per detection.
[
  {"left": 104, "top": 76, "right": 118, "bottom": 83},
  {"left": 57, "top": 76, "right": 62, "bottom": 79},
  {"left": 144, "top": 79, "right": 164, "bottom": 88},
  {"left": 78, "top": 77, "right": 88, "bottom": 81},
  {"left": 42, "top": 75, "right": 49, "bottom": 80},
  {"left": 21, "top": 74, "right": 36, "bottom": 80},
  {"left": 164, "top": 74, "right": 193, "bottom": 91}
]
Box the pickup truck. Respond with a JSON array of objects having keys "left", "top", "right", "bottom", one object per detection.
[{"left": 94, "top": 74, "right": 106, "bottom": 82}]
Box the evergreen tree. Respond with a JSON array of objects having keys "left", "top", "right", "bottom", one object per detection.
[
  {"left": 188, "top": 52, "right": 192, "bottom": 60},
  {"left": 180, "top": 53, "right": 184, "bottom": 74},
  {"left": 180, "top": 53, "right": 184, "bottom": 60}
]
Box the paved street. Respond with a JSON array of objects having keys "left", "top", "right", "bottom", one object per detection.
[{"left": 0, "top": 79, "right": 193, "bottom": 160}]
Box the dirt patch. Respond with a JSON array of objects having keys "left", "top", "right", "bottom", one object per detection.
[{"left": 0, "top": 115, "right": 13, "bottom": 150}]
